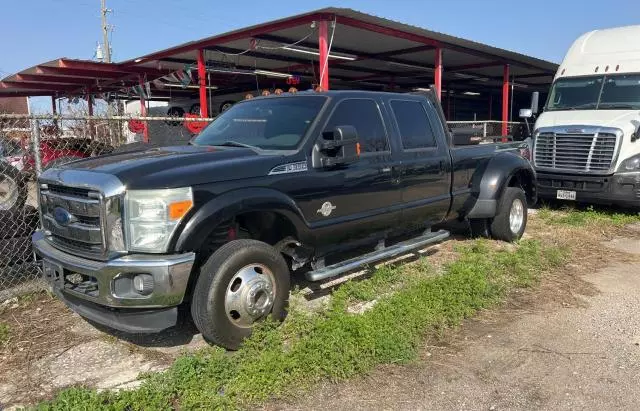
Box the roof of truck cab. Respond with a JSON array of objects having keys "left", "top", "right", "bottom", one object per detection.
[{"left": 557, "top": 25, "right": 640, "bottom": 79}]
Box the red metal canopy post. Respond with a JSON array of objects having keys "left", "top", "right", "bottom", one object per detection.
[
  {"left": 318, "top": 20, "right": 329, "bottom": 90},
  {"left": 139, "top": 76, "right": 149, "bottom": 143},
  {"left": 434, "top": 47, "right": 442, "bottom": 100},
  {"left": 197, "top": 49, "right": 209, "bottom": 117},
  {"left": 502, "top": 64, "right": 510, "bottom": 140}
]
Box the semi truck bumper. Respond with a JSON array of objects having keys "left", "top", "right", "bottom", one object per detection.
[
  {"left": 536, "top": 171, "right": 640, "bottom": 208},
  {"left": 32, "top": 231, "right": 195, "bottom": 333}
]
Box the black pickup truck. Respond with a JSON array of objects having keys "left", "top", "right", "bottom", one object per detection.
[{"left": 33, "top": 89, "right": 535, "bottom": 349}]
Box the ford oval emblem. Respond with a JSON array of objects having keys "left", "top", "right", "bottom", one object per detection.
[{"left": 53, "top": 207, "right": 75, "bottom": 226}]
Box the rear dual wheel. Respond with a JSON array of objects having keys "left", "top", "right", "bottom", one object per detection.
[
  {"left": 191, "top": 239, "right": 290, "bottom": 350},
  {"left": 470, "top": 187, "right": 527, "bottom": 242}
]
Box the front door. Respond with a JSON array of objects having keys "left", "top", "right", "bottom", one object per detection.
[
  {"left": 293, "top": 97, "right": 403, "bottom": 247},
  {"left": 388, "top": 98, "right": 452, "bottom": 230}
]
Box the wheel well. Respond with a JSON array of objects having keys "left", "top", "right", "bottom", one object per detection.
[
  {"left": 184, "top": 211, "right": 300, "bottom": 301},
  {"left": 507, "top": 169, "right": 536, "bottom": 205}
]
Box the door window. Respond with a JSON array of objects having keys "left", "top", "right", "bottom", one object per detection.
[
  {"left": 324, "top": 99, "right": 389, "bottom": 153},
  {"left": 391, "top": 100, "right": 437, "bottom": 150}
]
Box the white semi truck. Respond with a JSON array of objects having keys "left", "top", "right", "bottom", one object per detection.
[{"left": 530, "top": 25, "right": 640, "bottom": 209}]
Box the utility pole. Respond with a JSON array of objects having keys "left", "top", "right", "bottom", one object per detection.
[{"left": 101, "top": 0, "right": 112, "bottom": 63}]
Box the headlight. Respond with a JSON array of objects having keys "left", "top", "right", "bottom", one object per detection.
[
  {"left": 618, "top": 154, "right": 640, "bottom": 173},
  {"left": 125, "top": 187, "right": 193, "bottom": 253}
]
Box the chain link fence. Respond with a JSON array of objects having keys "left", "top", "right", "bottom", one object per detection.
[
  {"left": 0, "top": 113, "right": 215, "bottom": 300},
  {"left": 0, "top": 114, "right": 525, "bottom": 300}
]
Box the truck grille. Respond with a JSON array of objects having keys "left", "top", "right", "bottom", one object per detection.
[
  {"left": 534, "top": 131, "right": 618, "bottom": 173},
  {"left": 40, "top": 184, "right": 105, "bottom": 257}
]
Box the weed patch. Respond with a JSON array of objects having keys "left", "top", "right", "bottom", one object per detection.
[
  {"left": 537, "top": 205, "right": 640, "bottom": 227},
  {"left": 0, "top": 322, "right": 9, "bottom": 346},
  {"left": 36, "top": 239, "right": 566, "bottom": 410}
]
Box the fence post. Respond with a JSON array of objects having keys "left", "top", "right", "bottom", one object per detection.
[
  {"left": 31, "top": 119, "right": 42, "bottom": 176},
  {"left": 482, "top": 122, "right": 487, "bottom": 138}
]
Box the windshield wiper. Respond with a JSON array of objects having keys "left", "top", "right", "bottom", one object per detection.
[
  {"left": 214, "top": 141, "right": 261, "bottom": 151},
  {"left": 598, "top": 103, "right": 638, "bottom": 109},
  {"left": 567, "top": 103, "right": 598, "bottom": 110}
]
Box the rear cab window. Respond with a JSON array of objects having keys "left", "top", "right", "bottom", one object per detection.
[{"left": 390, "top": 100, "right": 437, "bottom": 150}]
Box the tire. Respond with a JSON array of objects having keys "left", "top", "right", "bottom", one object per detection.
[
  {"left": 191, "top": 239, "right": 290, "bottom": 350},
  {"left": 489, "top": 187, "right": 528, "bottom": 242},
  {"left": 43, "top": 156, "right": 83, "bottom": 170},
  {"left": 0, "top": 205, "right": 39, "bottom": 240},
  {"left": 165, "top": 107, "right": 185, "bottom": 126},
  {"left": 219, "top": 101, "right": 235, "bottom": 114},
  {"left": 0, "top": 162, "right": 26, "bottom": 214}
]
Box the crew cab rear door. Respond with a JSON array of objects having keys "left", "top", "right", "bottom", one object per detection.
[{"left": 387, "top": 97, "right": 452, "bottom": 228}]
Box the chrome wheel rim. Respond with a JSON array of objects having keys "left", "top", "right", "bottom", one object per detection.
[
  {"left": 224, "top": 264, "right": 276, "bottom": 328},
  {"left": 509, "top": 198, "right": 525, "bottom": 234},
  {"left": 0, "top": 175, "right": 18, "bottom": 211}
]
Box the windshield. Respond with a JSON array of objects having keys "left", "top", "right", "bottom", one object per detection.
[
  {"left": 193, "top": 95, "right": 327, "bottom": 150},
  {"left": 546, "top": 73, "right": 640, "bottom": 111}
]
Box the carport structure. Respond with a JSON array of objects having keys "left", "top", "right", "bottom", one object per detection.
[{"left": 0, "top": 7, "right": 558, "bottom": 136}]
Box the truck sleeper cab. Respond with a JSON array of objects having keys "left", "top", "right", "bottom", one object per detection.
[{"left": 33, "top": 89, "right": 535, "bottom": 350}]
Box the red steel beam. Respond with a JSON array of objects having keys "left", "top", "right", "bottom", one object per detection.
[
  {"left": 197, "top": 49, "right": 209, "bottom": 117},
  {"left": 58, "top": 59, "right": 169, "bottom": 77},
  {"left": 139, "top": 76, "right": 149, "bottom": 142},
  {"left": 434, "top": 47, "right": 442, "bottom": 100},
  {"left": 123, "top": 13, "right": 323, "bottom": 65},
  {"left": 36, "top": 66, "right": 125, "bottom": 79},
  {"left": 502, "top": 65, "right": 509, "bottom": 139},
  {"left": 16, "top": 74, "right": 97, "bottom": 85},
  {"left": 0, "top": 81, "right": 82, "bottom": 91},
  {"left": 319, "top": 20, "right": 329, "bottom": 90}
]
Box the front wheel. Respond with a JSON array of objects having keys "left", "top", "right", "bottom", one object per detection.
[
  {"left": 489, "top": 187, "right": 528, "bottom": 242},
  {"left": 191, "top": 239, "right": 290, "bottom": 350}
]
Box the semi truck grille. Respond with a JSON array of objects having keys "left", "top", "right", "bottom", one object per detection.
[
  {"left": 40, "top": 184, "right": 105, "bottom": 257},
  {"left": 534, "top": 131, "right": 618, "bottom": 174}
]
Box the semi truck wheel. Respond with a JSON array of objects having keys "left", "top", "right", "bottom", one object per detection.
[
  {"left": 490, "top": 187, "right": 527, "bottom": 242},
  {"left": 191, "top": 239, "right": 290, "bottom": 350}
]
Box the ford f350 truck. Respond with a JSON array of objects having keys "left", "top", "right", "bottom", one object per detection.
[
  {"left": 33, "top": 89, "right": 535, "bottom": 349},
  {"left": 531, "top": 25, "right": 640, "bottom": 208}
]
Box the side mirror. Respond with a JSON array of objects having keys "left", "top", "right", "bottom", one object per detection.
[
  {"left": 530, "top": 91, "right": 540, "bottom": 114},
  {"left": 519, "top": 108, "right": 533, "bottom": 119},
  {"left": 318, "top": 125, "right": 359, "bottom": 167}
]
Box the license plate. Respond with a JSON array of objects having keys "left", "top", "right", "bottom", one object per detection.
[
  {"left": 556, "top": 190, "right": 577, "bottom": 201},
  {"left": 42, "top": 260, "right": 63, "bottom": 287}
]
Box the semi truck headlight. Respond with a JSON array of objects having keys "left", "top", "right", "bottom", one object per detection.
[
  {"left": 618, "top": 154, "right": 640, "bottom": 173},
  {"left": 125, "top": 187, "right": 193, "bottom": 252}
]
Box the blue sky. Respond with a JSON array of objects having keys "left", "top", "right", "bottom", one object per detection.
[
  {"left": 2, "top": 0, "right": 639, "bottom": 76},
  {"left": 1, "top": 0, "right": 638, "bottom": 111}
]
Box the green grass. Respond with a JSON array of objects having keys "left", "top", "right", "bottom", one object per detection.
[
  {"left": 35, "top": 239, "right": 567, "bottom": 411},
  {"left": 0, "top": 322, "right": 9, "bottom": 346},
  {"left": 537, "top": 205, "right": 640, "bottom": 227}
]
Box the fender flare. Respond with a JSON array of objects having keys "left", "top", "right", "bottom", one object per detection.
[
  {"left": 467, "top": 152, "right": 536, "bottom": 219},
  {"left": 173, "top": 187, "right": 311, "bottom": 252}
]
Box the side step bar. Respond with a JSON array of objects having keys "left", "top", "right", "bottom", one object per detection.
[{"left": 305, "top": 229, "right": 450, "bottom": 282}]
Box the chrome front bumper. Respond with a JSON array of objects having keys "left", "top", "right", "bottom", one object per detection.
[{"left": 32, "top": 230, "right": 195, "bottom": 309}]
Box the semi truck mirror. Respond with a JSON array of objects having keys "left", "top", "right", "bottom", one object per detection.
[
  {"left": 519, "top": 108, "right": 533, "bottom": 118},
  {"left": 530, "top": 91, "right": 540, "bottom": 114}
]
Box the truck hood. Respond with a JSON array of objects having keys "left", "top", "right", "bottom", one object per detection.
[
  {"left": 63, "top": 145, "right": 286, "bottom": 189},
  {"left": 535, "top": 109, "right": 640, "bottom": 136}
]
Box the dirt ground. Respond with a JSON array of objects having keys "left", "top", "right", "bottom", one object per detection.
[
  {"left": 0, "top": 213, "right": 639, "bottom": 409},
  {"left": 271, "top": 222, "right": 640, "bottom": 411}
]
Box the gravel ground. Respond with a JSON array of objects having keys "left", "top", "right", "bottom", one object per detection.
[{"left": 272, "top": 233, "right": 640, "bottom": 411}]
